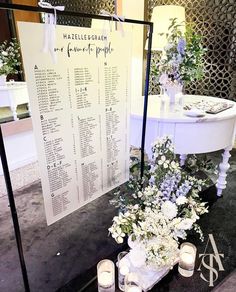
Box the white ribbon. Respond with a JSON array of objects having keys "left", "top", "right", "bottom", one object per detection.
[
  {"left": 38, "top": 1, "right": 65, "bottom": 63},
  {"left": 100, "top": 9, "right": 125, "bottom": 37}
]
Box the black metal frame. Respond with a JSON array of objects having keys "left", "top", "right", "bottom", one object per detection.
[{"left": 0, "top": 3, "right": 153, "bottom": 292}]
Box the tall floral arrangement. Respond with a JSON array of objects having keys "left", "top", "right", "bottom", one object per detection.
[
  {"left": 109, "top": 137, "right": 208, "bottom": 269},
  {"left": 0, "top": 38, "right": 21, "bottom": 76},
  {"left": 152, "top": 19, "right": 206, "bottom": 87}
]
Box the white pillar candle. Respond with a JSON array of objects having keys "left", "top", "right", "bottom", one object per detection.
[
  {"left": 98, "top": 271, "right": 113, "bottom": 287},
  {"left": 180, "top": 252, "right": 194, "bottom": 266},
  {"left": 97, "top": 259, "right": 115, "bottom": 291},
  {"left": 178, "top": 242, "right": 197, "bottom": 277},
  {"left": 118, "top": 251, "right": 130, "bottom": 291}
]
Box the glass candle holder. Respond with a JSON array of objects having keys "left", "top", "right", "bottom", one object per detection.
[
  {"left": 178, "top": 242, "right": 197, "bottom": 277},
  {"left": 125, "top": 272, "right": 142, "bottom": 292},
  {"left": 97, "top": 259, "right": 115, "bottom": 292},
  {"left": 117, "top": 251, "right": 130, "bottom": 291}
]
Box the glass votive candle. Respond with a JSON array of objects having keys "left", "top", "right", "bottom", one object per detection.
[
  {"left": 117, "top": 251, "right": 130, "bottom": 291},
  {"left": 178, "top": 242, "right": 197, "bottom": 277},
  {"left": 97, "top": 259, "right": 115, "bottom": 292},
  {"left": 125, "top": 272, "right": 142, "bottom": 292}
]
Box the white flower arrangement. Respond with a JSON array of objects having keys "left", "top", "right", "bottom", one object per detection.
[
  {"left": 109, "top": 136, "right": 209, "bottom": 270},
  {"left": 0, "top": 38, "right": 21, "bottom": 76},
  {"left": 152, "top": 19, "right": 206, "bottom": 86}
]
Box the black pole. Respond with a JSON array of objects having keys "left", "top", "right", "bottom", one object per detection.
[
  {"left": 0, "top": 126, "right": 30, "bottom": 292},
  {"left": 0, "top": 2, "right": 151, "bottom": 26},
  {"left": 140, "top": 24, "right": 153, "bottom": 179}
]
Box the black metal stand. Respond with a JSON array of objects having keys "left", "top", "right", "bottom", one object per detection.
[
  {"left": 141, "top": 28, "right": 153, "bottom": 178},
  {"left": 0, "top": 3, "right": 153, "bottom": 291},
  {"left": 0, "top": 127, "right": 30, "bottom": 292}
]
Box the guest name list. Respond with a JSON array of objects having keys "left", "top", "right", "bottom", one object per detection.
[{"left": 18, "top": 22, "right": 131, "bottom": 225}]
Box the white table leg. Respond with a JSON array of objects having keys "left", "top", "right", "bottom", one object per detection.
[
  {"left": 216, "top": 146, "right": 232, "bottom": 196},
  {"left": 27, "top": 102, "right": 31, "bottom": 116},
  {"left": 10, "top": 105, "right": 19, "bottom": 121},
  {"left": 180, "top": 154, "right": 187, "bottom": 166}
]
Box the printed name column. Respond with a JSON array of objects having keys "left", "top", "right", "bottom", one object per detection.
[
  {"left": 72, "top": 65, "right": 102, "bottom": 203},
  {"left": 103, "top": 63, "right": 126, "bottom": 187},
  {"left": 34, "top": 66, "right": 76, "bottom": 220}
]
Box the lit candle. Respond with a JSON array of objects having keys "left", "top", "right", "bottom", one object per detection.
[
  {"left": 181, "top": 252, "right": 194, "bottom": 265},
  {"left": 97, "top": 259, "right": 115, "bottom": 291},
  {"left": 118, "top": 251, "right": 130, "bottom": 291},
  {"left": 178, "top": 242, "right": 197, "bottom": 277},
  {"left": 98, "top": 271, "right": 113, "bottom": 287}
]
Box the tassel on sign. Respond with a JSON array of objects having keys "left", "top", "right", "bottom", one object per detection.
[
  {"left": 100, "top": 9, "right": 125, "bottom": 38},
  {"left": 38, "top": 1, "right": 65, "bottom": 63}
]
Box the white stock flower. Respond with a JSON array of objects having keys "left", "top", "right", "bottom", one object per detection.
[
  {"left": 158, "top": 156, "right": 170, "bottom": 169},
  {"left": 150, "top": 165, "right": 157, "bottom": 173},
  {"left": 111, "top": 226, "right": 125, "bottom": 243},
  {"left": 191, "top": 209, "right": 199, "bottom": 221},
  {"left": 161, "top": 201, "right": 178, "bottom": 220},
  {"left": 2, "top": 51, "right": 8, "bottom": 56},
  {"left": 113, "top": 216, "right": 121, "bottom": 224},
  {"left": 176, "top": 196, "right": 187, "bottom": 205},
  {"left": 163, "top": 160, "right": 170, "bottom": 168},
  {"left": 164, "top": 43, "right": 174, "bottom": 51},
  {"left": 173, "top": 229, "right": 187, "bottom": 240},
  {"left": 149, "top": 175, "right": 155, "bottom": 184},
  {"left": 176, "top": 218, "right": 194, "bottom": 230},
  {"left": 170, "top": 161, "right": 179, "bottom": 170},
  {"left": 137, "top": 191, "right": 143, "bottom": 198},
  {"left": 158, "top": 155, "right": 166, "bottom": 165},
  {"left": 159, "top": 73, "right": 169, "bottom": 85}
]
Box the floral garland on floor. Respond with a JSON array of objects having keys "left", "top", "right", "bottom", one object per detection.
[{"left": 109, "top": 136, "right": 209, "bottom": 269}]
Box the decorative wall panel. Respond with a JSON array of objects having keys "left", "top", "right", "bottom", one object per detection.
[
  {"left": 50, "top": 0, "right": 115, "bottom": 27},
  {"left": 148, "top": 0, "right": 236, "bottom": 100}
]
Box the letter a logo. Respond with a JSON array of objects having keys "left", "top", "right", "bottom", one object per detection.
[{"left": 198, "top": 234, "right": 224, "bottom": 287}]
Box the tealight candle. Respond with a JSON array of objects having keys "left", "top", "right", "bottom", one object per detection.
[
  {"left": 99, "top": 271, "right": 113, "bottom": 287},
  {"left": 117, "top": 251, "right": 130, "bottom": 291},
  {"left": 178, "top": 242, "right": 197, "bottom": 277},
  {"left": 97, "top": 259, "right": 115, "bottom": 292}
]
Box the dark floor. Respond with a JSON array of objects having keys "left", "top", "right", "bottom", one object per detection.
[{"left": 0, "top": 150, "right": 236, "bottom": 292}]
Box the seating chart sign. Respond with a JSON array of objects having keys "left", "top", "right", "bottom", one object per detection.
[{"left": 18, "top": 22, "right": 132, "bottom": 225}]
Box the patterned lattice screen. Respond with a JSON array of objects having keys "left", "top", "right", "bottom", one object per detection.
[
  {"left": 50, "top": 0, "right": 115, "bottom": 27},
  {"left": 50, "top": 0, "right": 236, "bottom": 100},
  {"left": 148, "top": 0, "right": 236, "bottom": 100}
]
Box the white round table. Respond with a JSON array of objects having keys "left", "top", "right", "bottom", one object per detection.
[
  {"left": 130, "top": 95, "right": 236, "bottom": 196},
  {"left": 0, "top": 81, "right": 30, "bottom": 121}
]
